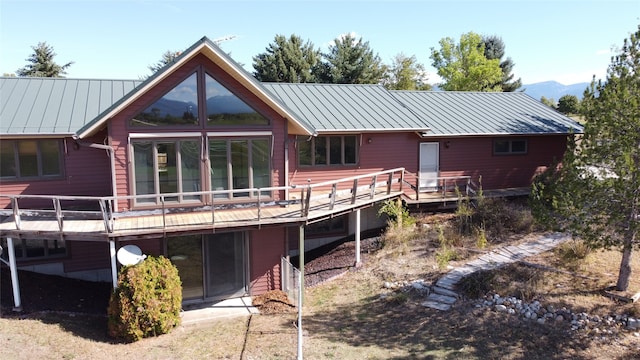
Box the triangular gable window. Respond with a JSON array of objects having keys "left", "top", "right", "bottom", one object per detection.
[
  {"left": 205, "top": 73, "right": 269, "bottom": 126},
  {"left": 130, "top": 73, "right": 199, "bottom": 127}
]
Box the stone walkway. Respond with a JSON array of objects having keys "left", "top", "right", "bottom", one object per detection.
[{"left": 422, "top": 233, "right": 570, "bottom": 311}]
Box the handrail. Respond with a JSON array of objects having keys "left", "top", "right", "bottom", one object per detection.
[{"left": 0, "top": 168, "right": 406, "bottom": 236}]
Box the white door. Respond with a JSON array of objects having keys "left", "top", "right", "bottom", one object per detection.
[{"left": 419, "top": 142, "right": 439, "bottom": 191}]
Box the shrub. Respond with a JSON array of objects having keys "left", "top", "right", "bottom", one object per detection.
[
  {"left": 107, "top": 255, "right": 182, "bottom": 342},
  {"left": 457, "top": 270, "right": 496, "bottom": 298}
]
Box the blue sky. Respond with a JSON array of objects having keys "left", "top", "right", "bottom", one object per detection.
[{"left": 1, "top": 0, "right": 638, "bottom": 85}]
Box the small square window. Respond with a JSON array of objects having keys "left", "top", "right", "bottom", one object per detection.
[{"left": 494, "top": 139, "right": 527, "bottom": 155}]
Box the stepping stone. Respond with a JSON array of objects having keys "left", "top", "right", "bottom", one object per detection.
[
  {"left": 432, "top": 286, "right": 458, "bottom": 298},
  {"left": 435, "top": 278, "right": 458, "bottom": 290},
  {"left": 421, "top": 300, "right": 451, "bottom": 311},
  {"left": 426, "top": 293, "right": 457, "bottom": 304}
]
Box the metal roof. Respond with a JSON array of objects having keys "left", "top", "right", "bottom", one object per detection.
[
  {"left": 262, "top": 83, "right": 428, "bottom": 132},
  {"left": 0, "top": 77, "right": 142, "bottom": 137},
  {"left": 390, "top": 90, "right": 583, "bottom": 136}
]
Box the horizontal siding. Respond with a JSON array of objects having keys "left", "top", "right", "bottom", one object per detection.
[
  {"left": 64, "top": 241, "right": 110, "bottom": 272},
  {"left": 438, "top": 135, "right": 567, "bottom": 189},
  {"left": 289, "top": 133, "right": 568, "bottom": 191},
  {"left": 249, "top": 227, "right": 285, "bottom": 295},
  {"left": 289, "top": 132, "right": 418, "bottom": 190},
  {"left": 0, "top": 132, "right": 112, "bottom": 209}
]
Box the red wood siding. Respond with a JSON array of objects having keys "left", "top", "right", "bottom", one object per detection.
[
  {"left": 118, "top": 238, "right": 164, "bottom": 257},
  {"left": 0, "top": 132, "right": 112, "bottom": 209},
  {"left": 63, "top": 241, "right": 110, "bottom": 272},
  {"left": 108, "top": 54, "right": 288, "bottom": 211},
  {"left": 289, "top": 133, "right": 568, "bottom": 191},
  {"left": 438, "top": 135, "right": 567, "bottom": 189},
  {"left": 288, "top": 132, "right": 419, "bottom": 189},
  {"left": 249, "top": 227, "right": 285, "bottom": 295}
]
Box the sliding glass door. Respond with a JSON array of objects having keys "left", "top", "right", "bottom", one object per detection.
[{"left": 167, "top": 232, "right": 247, "bottom": 302}]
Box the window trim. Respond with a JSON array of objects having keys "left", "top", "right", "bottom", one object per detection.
[
  {"left": 0, "top": 139, "right": 64, "bottom": 181},
  {"left": 297, "top": 135, "right": 359, "bottom": 167},
  {"left": 130, "top": 138, "right": 204, "bottom": 206},
  {"left": 207, "top": 137, "right": 273, "bottom": 200},
  {"left": 493, "top": 138, "right": 528, "bottom": 155}
]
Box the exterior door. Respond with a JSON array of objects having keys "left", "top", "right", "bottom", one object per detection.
[
  {"left": 204, "top": 232, "right": 247, "bottom": 299},
  {"left": 167, "top": 232, "right": 247, "bottom": 302},
  {"left": 419, "top": 142, "right": 439, "bottom": 191}
]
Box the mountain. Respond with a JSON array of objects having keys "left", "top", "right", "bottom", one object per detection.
[{"left": 520, "top": 81, "right": 590, "bottom": 102}]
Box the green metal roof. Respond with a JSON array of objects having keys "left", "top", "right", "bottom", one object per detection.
[
  {"left": 263, "top": 83, "right": 428, "bottom": 132},
  {"left": 0, "top": 77, "right": 141, "bottom": 137},
  {"left": 0, "top": 37, "right": 582, "bottom": 139},
  {"left": 390, "top": 90, "right": 583, "bottom": 136}
]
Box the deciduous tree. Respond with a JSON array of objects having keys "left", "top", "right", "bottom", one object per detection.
[
  {"left": 383, "top": 53, "right": 431, "bottom": 90},
  {"left": 430, "top": 32, "right": 503, "bottom": 91},
  {"left": 252, "top": 34, "right": 320, "bottom": 83},
  {"left": 16, "top": 42, "right": 73, "bottom": 77},
  {"left": 531, "top": 24, "right": 640, "bottom": 291}
]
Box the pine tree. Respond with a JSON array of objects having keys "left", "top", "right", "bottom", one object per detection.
[{"left": 16, "top": 42, "right": 73, "bottom": 77}]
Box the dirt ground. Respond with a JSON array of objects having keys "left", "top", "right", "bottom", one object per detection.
[{"left": 1, "top": 206, "right": 640, "bottom": 359}]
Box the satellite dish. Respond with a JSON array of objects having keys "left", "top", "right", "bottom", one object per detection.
[{"left": 116, "top": 245, "right": 147, "bottom": 266}]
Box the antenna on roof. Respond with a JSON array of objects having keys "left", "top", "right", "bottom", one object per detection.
[{"left": 213, "top": 35, "right": 238, "bottom": 45}]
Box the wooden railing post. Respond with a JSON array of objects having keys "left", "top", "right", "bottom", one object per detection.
[
  {"left": 329, "top": 183, "right": 337, "bottom": 210},
  {"left": 99, "top": 199, "right": 113, "bottom": 233},
  {"left": 161, "top": 196, "right": 166, "bottom": 230},
  {"left": 53, "top": 198, "right": 63, "bottom": 232},
  {"left": 303, "top": 186, "right": 312, "bottom": 217},
  {"left": 257, "top": 191, "right": 262, "bottom": 222},
  {"left": 11, "top": 197, "right": 21, "bottom": 230},
  {"left": 369, "top": 175, "right": 377, "bottom": 199},
  {"left": 350, "top": 179, "right": 358, "bottom": 204},
  {"left": 386, "top": 172, "right": 393, "bottom": 194}
]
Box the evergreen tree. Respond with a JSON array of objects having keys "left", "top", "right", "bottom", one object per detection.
[
  {"left": 430, "top": 32, "right": 503, "bottom": 91},
  {"left": 531, "top": 24, "right": 640, "bottom": 291},
  {"left": 315, "top": 34, "right": 386, "bottom": 84},
  {"left": 148, "top": 50, "right": 181, "bottom": 74},
  {"left": 482, "top": 35, "right": 522, "bottom": 92},
  {"left": 16, "top": 42, "right": 73, "bottom": 77},
  {"left": 252, "top": 34, "right": 320, "bottom": 83},
  {"left": 557, "top": 94, "right": 581, "bottom": 114}
]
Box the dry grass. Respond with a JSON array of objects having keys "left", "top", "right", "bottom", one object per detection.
[{"left": 2, "top": 201, "right": 640, "bottom": 359}]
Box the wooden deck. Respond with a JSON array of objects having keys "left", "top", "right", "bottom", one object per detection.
[{"left": 0, "top": 169, "right": 405, "bottom": 241}]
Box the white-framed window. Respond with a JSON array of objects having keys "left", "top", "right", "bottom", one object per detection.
[
  {"left": 0, "top": 139, "right": 63, "bottom": 180},
  {"left": 131, "top": 138, "right": 202, "bottom": 205},
  {"left": 493, "top": 138, "right": 528, "bottom": 155},
  {"left": 209, "top": 137, "right": 271, "bottom": 199},
  {"left": 298, "top": 135, "right": 358, "bottom": 166}
]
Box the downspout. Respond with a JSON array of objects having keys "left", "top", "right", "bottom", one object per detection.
[{"left": 75, "top": 141, "right": 118, "bottom": 212}]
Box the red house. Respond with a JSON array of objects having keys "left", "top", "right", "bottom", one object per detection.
[{"left": 0, "top": 37, "right": 581, "bottom": 310}]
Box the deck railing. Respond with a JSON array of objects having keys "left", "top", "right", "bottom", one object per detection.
[
  {"left": 0, "top": 168, "right": 405, "bottom": 236},
  {"left": 402, "top": 172, "right": 478, "bottom": 201}
]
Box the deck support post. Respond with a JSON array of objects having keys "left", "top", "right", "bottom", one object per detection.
[
  {"left": 6, "top": 237, "right": 22, "bottom": 311},
  {"left": 355, "top": 209, "right": 361, "bottom": 265},
  {"left": 297, "top": 224, "right": 305, "bottom": 360},
  {"left": 110, "top": 240, "right": 118, "bottom": 289}
]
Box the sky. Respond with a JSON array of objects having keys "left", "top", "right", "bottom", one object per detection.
[{"left": 1, "top": 0, "right": 639, "bottom": 86}]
